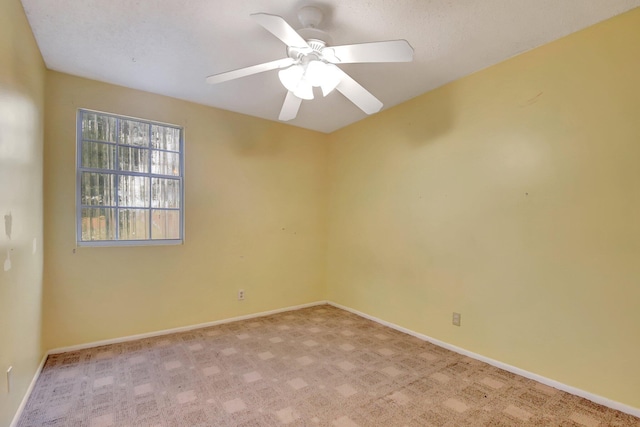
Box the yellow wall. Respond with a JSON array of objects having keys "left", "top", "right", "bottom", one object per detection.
[
  {"left": 7, "top": 5, "right": 637, "bottom": 421},
  {"left": 0, "top": 0, "right": 46, "bottom": 425},
  {"left": 43, "top": 72, "right": 328, "bottom": 350},
  {"left": 326, "top": 8, "right": 640, "bottom": 408}
]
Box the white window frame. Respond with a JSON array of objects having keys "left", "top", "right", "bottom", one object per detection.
[{"left": 76, "top": 109, "right": 185, "bottom": 246}]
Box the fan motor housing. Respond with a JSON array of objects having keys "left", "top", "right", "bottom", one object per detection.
[{"left": 287, "top": 38, "right": 328, "bottom": 61}]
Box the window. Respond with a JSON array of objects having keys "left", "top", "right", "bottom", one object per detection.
[{"left": 77, "top": 110, "right": 184, "bottom": 246}]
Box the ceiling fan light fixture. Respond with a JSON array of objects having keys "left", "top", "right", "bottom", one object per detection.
[
  {"left": 279, "top": 60, "right": 341, "bottom": 99},
  {"left": 304, "top": 60, "right": 328, "bottom": 87},
  {"left": 305, "top": 60, "right": 340, "bottom": 95},
  {"left": 278, "top": 65, "right": 304, "bottom": 92},
  {"left": 319, "top": 63, "right": 341, "bottom": 96},
  {"left": 279, "top": 65, "right": 314, "bottom": 99},
  {"left": 293, "top": 79, "right": 314, "bottom": 100}
]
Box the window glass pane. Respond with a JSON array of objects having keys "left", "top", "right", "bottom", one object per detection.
[
  {"left": 152, "top": 210, "right": 180, "bottom": 239},
  {"left": 81, "top": 172, "right": 115, "bottom": 206},
  {"left": 78, "top": 110, "right": 183, "bottom": 244},
  {"left": 81, "top": 141, "right": 116, "bottom": 169},
  {"left": 119, "top": 146, "right": 149, "bottom": 173},
  {"left": 81, "top": 208, "right": 116, "bottom": 241},
  {"left": 119, "top": 120, "right": 149, "bottom": 147},
  {"left": 118, "top": 175, "right": 149, "bottom": 207},
  {"left": 152, "top": 178, "right": 180, "bottom": 208},
  {"left": 82, "top": 112, "right": 116, "bottom": 142},
  {"left": 151, "top": 125, "right": 180, "bottom": 151},
  {"left": 151, "top": 151, "right": 180, "bottom": 176},
  {"left": 119, "top": 209, "right": 149, "bottom": 240}
]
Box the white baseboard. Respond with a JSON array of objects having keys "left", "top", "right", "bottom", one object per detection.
[
  {"left": 49, "top": 300, "right": 328, "bottom": 354},
  {"left": 328, "top": 301, "right": 640, "bottom": 418},
  {"left": 10, "top": 354, "right": 47, "bottom": 427}
]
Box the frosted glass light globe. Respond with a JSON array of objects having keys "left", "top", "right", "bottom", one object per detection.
[{"left": 278, "top": 65, "right": 304, "bottom": 92}]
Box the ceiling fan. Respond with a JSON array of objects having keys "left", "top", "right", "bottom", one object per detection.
[{"left": 205, "top": 5, "right": 414, "bottom": 121}]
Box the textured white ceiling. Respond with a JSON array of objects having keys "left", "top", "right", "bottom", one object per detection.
[{"left": 21, "top": 0, "right": 640, "bottom": 133}]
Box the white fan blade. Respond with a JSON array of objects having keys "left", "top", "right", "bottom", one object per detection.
[
  {"left": 335, "top": 69, "right": 383, "bottom": 115},
  {"left": 279, "top": 91, "right": 303, "bottom": 121},
  {"left": 323, "top": 40, "right": 413, "bottom": 64},
  {"left": 251, "top": 13, "right": 310, "bottom": 50},
  {"left": 206, "top": 58, "right": 295, "bottom": 84}
]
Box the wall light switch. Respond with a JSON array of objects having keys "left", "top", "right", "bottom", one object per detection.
[{"left": 452, "top": 312, "right": 461, "bottom": 327}]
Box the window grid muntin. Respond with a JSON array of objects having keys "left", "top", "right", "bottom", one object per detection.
[{"left": 77, "top": 109, "right": 184, "bottom": 245}]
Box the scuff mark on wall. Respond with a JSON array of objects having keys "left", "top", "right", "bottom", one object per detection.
[
  {"left": 519, "top": 91, "right": 544, "bottom": 107},
  {"left": 4, "top": 211, "right": 12, "bottom": 239}
]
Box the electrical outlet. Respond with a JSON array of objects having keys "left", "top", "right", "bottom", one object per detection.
[
  {"left": 452, "top": 312, "right": 461, "bottom": 327},
  {"left": 6, "top": 366, "right": 12, "bottom": 394},
  {"left": 237, "top": 289, "right": 245, "bottom": 301}
]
